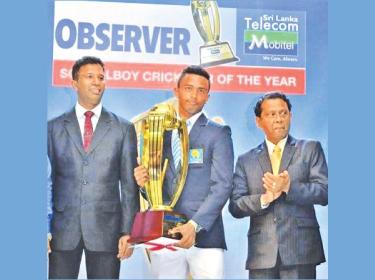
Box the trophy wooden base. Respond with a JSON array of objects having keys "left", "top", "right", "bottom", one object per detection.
[
  {"left": 128, "top": 210, "right": 188, "bottom": 244},
  {"left": 200, "top": 41, "right": 239, "bottom": 67}
]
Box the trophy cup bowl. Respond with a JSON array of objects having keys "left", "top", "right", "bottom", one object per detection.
[
  {"left": 191, "top": 0, "right": 239, "bottom": 67},
  {"left": 128, "top": 101, "right": 189, "bottom": 244}
]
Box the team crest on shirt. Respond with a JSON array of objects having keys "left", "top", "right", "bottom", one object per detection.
[{"left": 189, "top": 148, "right": 203, "bottom": 164}]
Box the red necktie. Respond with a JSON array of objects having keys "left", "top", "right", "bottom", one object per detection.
[{"left": 83, "top": 111, "right": 94, "bottom": 152}]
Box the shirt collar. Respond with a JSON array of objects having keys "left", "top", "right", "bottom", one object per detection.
[
  {"left": 75, "top": 102, "right": 102, "bottom": 119},
  {"left": 185, "top": 111, "right": 204, "bottom": 133},
  {"left": 265, "top": 136, "right": 288, "bottom": 156}
]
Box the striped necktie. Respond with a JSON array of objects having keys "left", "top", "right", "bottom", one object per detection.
[{"left": 171, "top": 129, "right": 181, "bottom": 169}]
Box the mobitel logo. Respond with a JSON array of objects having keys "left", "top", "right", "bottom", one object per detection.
[{"left": 244, "top": 30, "right": 298, "bottom": 56}]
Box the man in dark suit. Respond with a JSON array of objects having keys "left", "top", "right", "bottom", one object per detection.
[
  {"left": 134, "top": 66, "right": 234, "bottom": 279},
  {"left": 229, "top": 92, "right": 328, "bottom": 279},
  {"left": 48, "top": 56, "right": 139, "bottom": 279}
]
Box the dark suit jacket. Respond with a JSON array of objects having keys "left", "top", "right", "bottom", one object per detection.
[
  {"left": 229, "top": 135, "right": 328, "bottom": 269},
  {"left": 163, "top": 113, "right": 234, "bottom": 249},
  {"left": 48, "top": 107, "right": 140, "bottom": 252}
]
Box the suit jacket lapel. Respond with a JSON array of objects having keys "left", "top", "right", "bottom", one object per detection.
[
  {"left": 279, "top": 135, "right": 297, "bottom": 172},
  {"left": 256, "top": 142, "right": 273, "bottom": 174},
  {"left": 256, "top": 136, "right": 297, "bottom": 174},
  {"left": 63, "top": 108, "right": 85, "bottom": 157},
  {"left": 188, "top": 113, "right": 207, "bottom": 145},
  {"left": 87, "top": 107, "right": 112, "bottom": 154}
]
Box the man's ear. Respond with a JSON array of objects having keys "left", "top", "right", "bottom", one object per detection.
[
  {"left": 255, "top": 116, "right": 261, "bottom": 129},
  {"left": 173, "top": 87, "right": 178, "bottom": 97},
  {"left": 71, "top": 79, "right": 78, "bottom": 91}
]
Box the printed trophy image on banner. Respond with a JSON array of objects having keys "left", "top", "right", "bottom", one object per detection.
[
  {"left": 128, "top": 101, "right": 189, "bottom": 247},
  {"left": 191, "top": 0, "right": 239, "bottom": 67}
]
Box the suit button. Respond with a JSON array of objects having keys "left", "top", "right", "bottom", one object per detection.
[
  {"left": 82, "top": 180, "right": 88, "bottom": 185},
  {"left": 83, "top": 160, "right": 88, "bottom": 166},
  {"left": 273, "top": 217, "right": 277, "bottom": 223}
]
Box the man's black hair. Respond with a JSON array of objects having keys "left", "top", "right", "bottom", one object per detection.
[
  {"left": 177, "top": 65, "right": 210, "bottom": 89},
  {"left": 72, "top": 56, "right": 105, "bottom": 80},
  {"left": 254, "top": 92, "right": 292, "bottom": 117}
]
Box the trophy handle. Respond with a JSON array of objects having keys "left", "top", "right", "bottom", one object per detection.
[{"left": 169, "top": 120, "right": 189, "bottom": 208}]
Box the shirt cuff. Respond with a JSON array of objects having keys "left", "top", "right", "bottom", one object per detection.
[
  {"left": 188, "top": 220, "right": 202, "bottom": 232},
  {"left": 260, "top": 198, "right": 270, "bottom": 209}
]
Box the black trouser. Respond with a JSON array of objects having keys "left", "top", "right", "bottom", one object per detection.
[{"left": 49, "top": 238, "right": 120, "bottom": 279}]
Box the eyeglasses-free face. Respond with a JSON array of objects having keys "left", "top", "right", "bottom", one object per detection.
[{"left": 174, "top": 73, "right": 210, "bottom": 119}]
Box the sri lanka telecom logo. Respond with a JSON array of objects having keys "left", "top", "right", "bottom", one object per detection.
[{"left": 243, "top": 12, "right": 300, "bottom": 57}]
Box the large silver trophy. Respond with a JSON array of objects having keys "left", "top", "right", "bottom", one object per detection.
[{"left": 191, "top": 0, "right": 239, "bottom": 67}]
